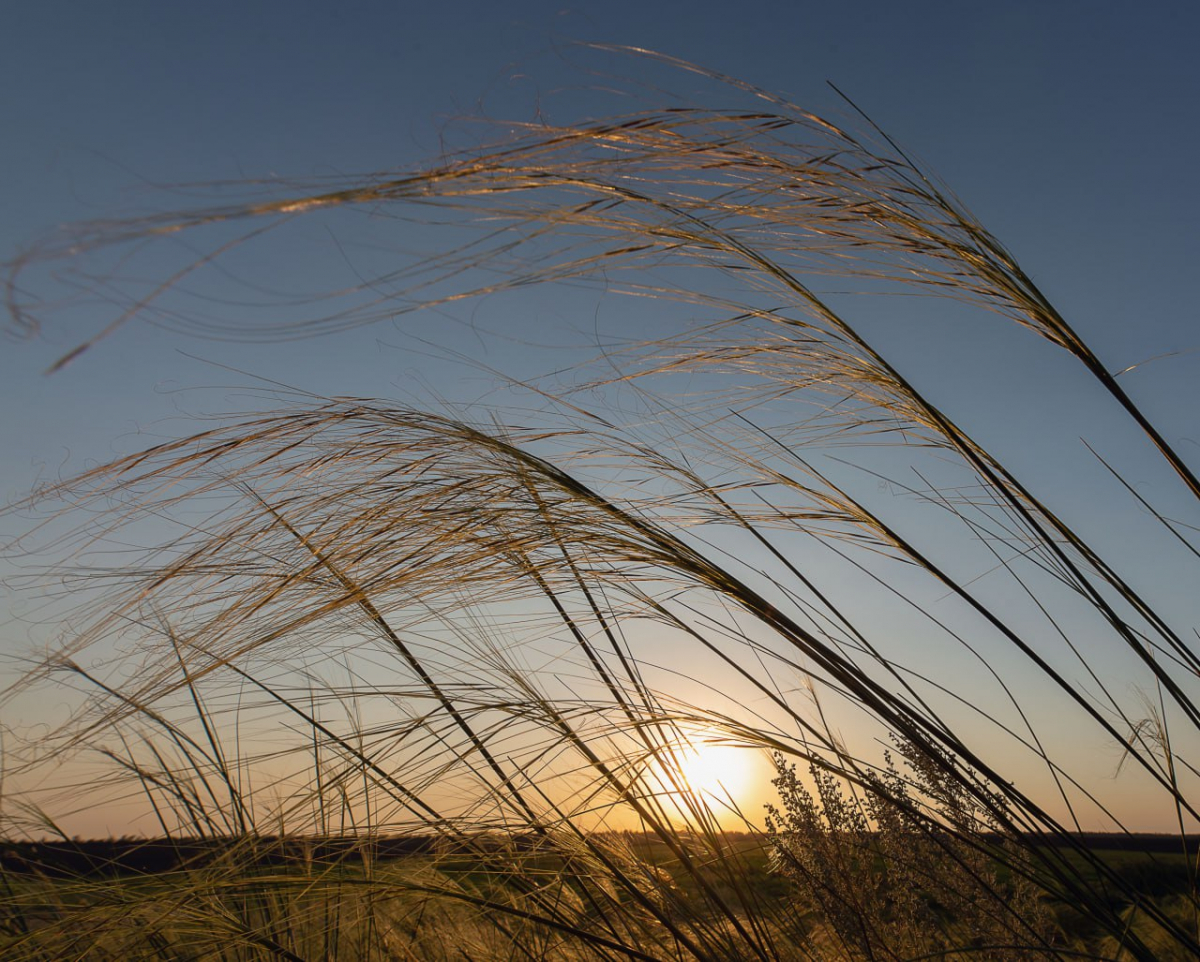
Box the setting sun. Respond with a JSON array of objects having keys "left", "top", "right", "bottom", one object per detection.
[
  {"left": 655, "top": 739, "right": 759, "bottom": 810},
  {"left": 679, "top": 744, "right": 749, "bottom": 797}
]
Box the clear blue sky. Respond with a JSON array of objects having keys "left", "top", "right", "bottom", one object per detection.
[
  {"left": 4, "top": 2, "right": 1196, "bottom": 483},
  {"left": 2, "top": 2, "right": 1198, "bottom": 835},
  {"left": 4, "top": 2, "right": 1196, "bottom": 478}
]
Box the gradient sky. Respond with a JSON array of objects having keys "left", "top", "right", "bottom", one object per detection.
[
  {"left": 5, "top": 2, "right": 1197, "bottom": 488},
  {"left": 2, "top": 2, "right": 1198, "bottom": 835}
]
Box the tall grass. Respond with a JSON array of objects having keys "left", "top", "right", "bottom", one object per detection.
[{"left": 4, "top": 51, "right": 1199, "bottom": 959}]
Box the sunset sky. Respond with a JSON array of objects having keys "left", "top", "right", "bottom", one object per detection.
[{"left": 2, "top": 3, "right": 1198, "bottom": 836}]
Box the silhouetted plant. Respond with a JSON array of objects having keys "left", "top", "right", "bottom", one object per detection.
[{"left": 767, "top": 736, "right": 1058, "bottom": 960}]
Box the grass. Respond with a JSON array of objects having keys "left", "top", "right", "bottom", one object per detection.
[{"left": 3, "top": 49, "right": 1200, "bottom": 959}]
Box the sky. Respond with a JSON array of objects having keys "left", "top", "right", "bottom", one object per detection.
[{"left": 2, "top": 2, "right": 1198, "bottom": 836}]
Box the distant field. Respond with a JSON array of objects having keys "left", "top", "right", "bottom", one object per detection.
[
  {"left": 1, "top": 832, "right": 1197, "bottom": 958},
  {"left": 3, "top": 831, "right": 1194, "bottom": 894}
]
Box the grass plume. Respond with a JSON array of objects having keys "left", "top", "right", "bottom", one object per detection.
[{"left": 3, "top": 50, "right": 1199, "bottom": 959}]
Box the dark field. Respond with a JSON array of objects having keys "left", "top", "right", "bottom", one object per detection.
[
  {"left": 2, "top": 832, "right": 1196, "bottom": 960},
  {"left": 4, "top": 831, "right": 1197, "bottom": 878}
]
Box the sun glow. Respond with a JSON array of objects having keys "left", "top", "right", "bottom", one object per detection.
[{"left": 662, "top": 740, "right": 756, "bottom": 805}]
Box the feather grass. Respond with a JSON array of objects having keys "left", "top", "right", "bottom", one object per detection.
[{"left": 4, "top": 50, "right": 1199, "bottom": 960}]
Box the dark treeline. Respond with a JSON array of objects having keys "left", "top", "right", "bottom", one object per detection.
[
  {"left": 2, "top": 832, "right": 1193, "bottom": 879},
  {"left": 0, "top": 835, "right": 460, "bottom": 878},
  {"left": 1022, "top": 833, "right": 1200, "bottom": 853}
]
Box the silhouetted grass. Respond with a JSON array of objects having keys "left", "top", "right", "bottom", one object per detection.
[{"left": 3, "top": 49, "right": 1198, "bottom": 960}]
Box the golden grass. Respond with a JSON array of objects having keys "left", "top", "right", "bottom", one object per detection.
[{"left": 3, "top": 50, "right": 1198, "bottom": 960}]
